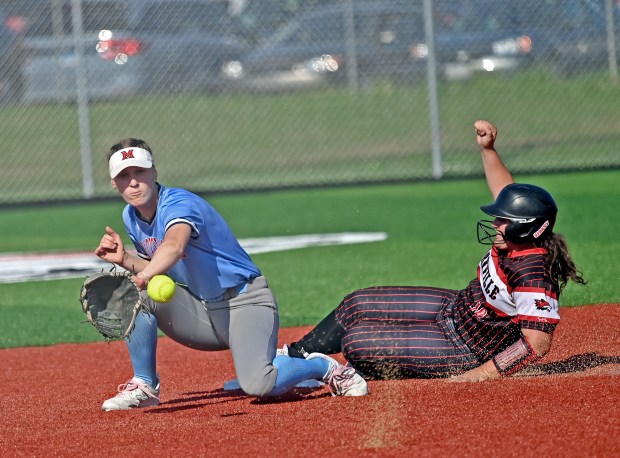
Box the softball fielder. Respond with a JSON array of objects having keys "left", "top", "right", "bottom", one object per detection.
[
  {"left": 95, "top": 139, "right": 367, "bottom": 411},
  {"left": 282, "top": 120, "right": 586, "bottom": 381}
]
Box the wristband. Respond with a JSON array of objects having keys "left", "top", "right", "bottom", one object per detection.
[{"left": 492, "top": 337, "right": 536, "bottom": 377}]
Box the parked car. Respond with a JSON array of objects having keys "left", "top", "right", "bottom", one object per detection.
[
  {"left": 127, "top": 0, "right": 251, "bottom": 95},
  {"left": 425, "top": 0, "right": 620, "bottom": 81},
  {"left": 231, "top": 0, "right": 334, "bottom": 46},
  {"left": 5, "top": 0, "right": 252, "bottom": 103},
  {"left": 424, "top": 0, "right": 532, "bottom": 81},
  {"left": 0, "top": 10, "right": 27, "bottom": 104},
  {"left": 221, "top": 1, "right": 430, "bottom": 92},
  {"left": 9, "top": 0, "right": 136, "bottom": 103},
  {"left": 493, "top": 0, "right": 620, "bottom": 78}
]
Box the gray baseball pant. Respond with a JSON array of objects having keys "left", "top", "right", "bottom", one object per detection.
[{"left": 144, "top": 276, "right": 279, "bottom": 397}]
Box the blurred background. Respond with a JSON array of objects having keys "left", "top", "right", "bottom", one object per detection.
[{"left": 0, "top": 0, "right": 619, "bottom": 205}]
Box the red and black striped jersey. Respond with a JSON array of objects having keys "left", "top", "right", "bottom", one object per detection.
[{"left": 448, "top": 246, "right": 560, "bottom": 361}]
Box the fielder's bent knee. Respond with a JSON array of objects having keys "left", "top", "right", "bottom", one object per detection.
[{"left": 236, "top": 366, "right": 277, "bottom": 397}]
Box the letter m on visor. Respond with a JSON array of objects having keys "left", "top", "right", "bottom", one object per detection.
[{"left": 122, "top": 149, "right": 135, "bottom": 160}]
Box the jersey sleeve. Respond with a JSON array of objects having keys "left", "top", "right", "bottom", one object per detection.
[
  {"left": 503, "top": 249, "right": 560, "bottom": 334},
  {"left": 159, "top": 188, "right": 203, "bottom": 237},
  {"left": 513, "top": 286, "right": 559, "bottom": 333}
]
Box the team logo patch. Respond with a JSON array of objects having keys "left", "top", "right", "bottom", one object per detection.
[
  {"left": 121, "top": 149, "right": 135, "bottom": 160},
  {"left": 141, "top": 237, "right": 162, "bottom": 257},
  {"left": 534, "top": 299, "right": 552, "bottom": 312},
  {"left": 471, "top": 301, "right": 489, "bottom": 319}
]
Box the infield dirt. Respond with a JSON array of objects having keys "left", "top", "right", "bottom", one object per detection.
[{"left": 2, "top": 304, "right": 619, "bottom": 457}]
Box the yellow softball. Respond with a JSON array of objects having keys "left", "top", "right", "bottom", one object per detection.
[{"left": 147, "top": 275, "right": 176, "bottom": 302}]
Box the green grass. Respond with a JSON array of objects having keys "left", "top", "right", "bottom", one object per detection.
[
  {"left": 1, "top": 68, "right": 619, "bottom": 202},
  {"left": 0, "top": 169, "right": 618, "bottom": 348}
]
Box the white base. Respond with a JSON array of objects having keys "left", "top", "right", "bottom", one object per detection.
[{"left": 223, "top": 378, "right": 324, "bottom": 391}]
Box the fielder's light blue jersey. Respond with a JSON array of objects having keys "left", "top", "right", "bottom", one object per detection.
[{"left": 123, "top": 184, "right": 261, "bottom": 302}]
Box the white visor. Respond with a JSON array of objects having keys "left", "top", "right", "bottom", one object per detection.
[{"left": 109, "top": 147, "right": 153, "bottom": 178}]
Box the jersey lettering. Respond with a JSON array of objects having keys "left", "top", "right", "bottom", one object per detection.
[
  {"left": 140, "top": 236, "right": 162, "bottom": 257},
  {"left": 478, "top": 249, "right": 515, "bottom": 315},
  {"left": 533, "top": 220, "right": 549, "bottom": 239},
  {"left": 479, "top": 252, "right": 500, "bottom": 300},
  {"left": 470, "top": 301, "right": 488, "bottom": 319}
]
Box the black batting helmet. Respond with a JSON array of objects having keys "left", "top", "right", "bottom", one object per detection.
[{"left": 477, "top": 183, "right": 558, "bottom": 245}]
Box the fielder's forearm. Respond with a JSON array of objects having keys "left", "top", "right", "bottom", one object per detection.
[
  {"left": 139, "top": 241, "right": 185, "bottom": 280},
  {"left": 119, "top": 251, "right": 149, "bottom": 274},
  {"left": 138, "top": 224, "right": 191, "bottom": 280}
]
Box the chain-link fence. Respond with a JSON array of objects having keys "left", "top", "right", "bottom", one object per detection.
[{"left": 1, "top": 0, "right": 619, "bottom": 205}]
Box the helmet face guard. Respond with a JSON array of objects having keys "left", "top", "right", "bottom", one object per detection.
[
  {"left": 478, "top": 184, "right": 557, "bottom": 245},
  {"left": 477, "top": 219, "right": 505, "bottom": 245}
]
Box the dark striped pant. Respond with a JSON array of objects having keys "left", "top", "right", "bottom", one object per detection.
[{"left": 335, "top": 286, "right": 478, "bottom": 378}]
